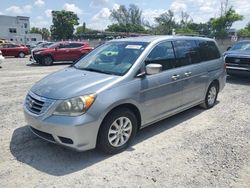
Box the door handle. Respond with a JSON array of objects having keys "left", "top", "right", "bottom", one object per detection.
[
  {"left": 184, "top": 72, "right": 192, "bottom": 77},
  {"left": 172, "top": 74, "right": 180, "bottom": 81}
]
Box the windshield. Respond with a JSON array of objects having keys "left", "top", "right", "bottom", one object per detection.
[
  {"left": 48, "top": 42, "right": 60, "bottom": 49},
  {"left": 231, "top": 41, "right": 250, "bottom": 51},
  {"left": 74, "top": 41, "right": 148, "bottom": 76}
]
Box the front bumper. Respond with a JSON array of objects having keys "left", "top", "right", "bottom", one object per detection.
[
  {"left": 0, "top": 56, "right": 4, "bottom": 64},
  {"left": 23, "top": 104, "right": 101, "bottom": 151},
  {"left": 227, "top": 67, "right": 250, "bottom": 77}
]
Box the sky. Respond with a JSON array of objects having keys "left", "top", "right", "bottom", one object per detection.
[{"left": 0, "top": 0, "right": 249, "bottom": 30}]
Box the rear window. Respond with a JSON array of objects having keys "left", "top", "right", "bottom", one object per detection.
[{"left": 197, "top": 40, "right": 221, "bottom": 61}]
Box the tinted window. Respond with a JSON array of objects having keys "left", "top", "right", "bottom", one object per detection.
[
  {"left": 197, "top": 40, "right": 221, "bottom": 61},
  {"left": 146, "top": 41, "right": 175, "bottom": 71},
  {"left": 173, "top": 40, "right": 200, "bottom": 67},
  {"left": 69, "top": 43, "right": 83, "bottom": 48}
]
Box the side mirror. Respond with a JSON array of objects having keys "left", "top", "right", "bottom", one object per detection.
[
  {"left": 146, "top": 64, "right": 162, "bottom": 75},
  {"left": 227, "top": 46, "right": 231, "bottom": 51}
]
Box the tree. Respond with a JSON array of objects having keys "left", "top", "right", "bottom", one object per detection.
[
  {"left": 75, "top": 25, "right": 94, "bottom": 35},
  {"left": 107, "top": 4, "right": 146, "bottom": 33},
  {"left": 30, "top": 27, "right": 50, "bottom": 40},
  {"left": 41, "top": 28, "right": 50, "bottom": 40},
  {"left": 238, "top": 22, "right": 250, "bottom": 36},
  {"left": 50, "top": 10, "right": 79, "bottom": 40},
  {"left": 30, "top": 27, "right": 41, "bottom": 34},
  {"left": 153, "top": 10, "right": 176, "bottom": 35},
  {"left": 210, "top": 7, "right": 243, "bottom": 38}
]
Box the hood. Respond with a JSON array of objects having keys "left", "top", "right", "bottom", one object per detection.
[
  {"left": 32, "top": 48, "right": 48, "bottom": 53},
  {"left": 31, "top": 67, "right": 119, "bottom": 99},
  {"left": 224, "top": 50, "right": 250, "bottom": 57}
]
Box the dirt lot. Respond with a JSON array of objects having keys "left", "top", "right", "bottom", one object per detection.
[{"left": 0, "top": 57, "right": 249, "bottom": 188}]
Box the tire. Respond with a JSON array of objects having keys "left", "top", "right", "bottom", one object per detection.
[
  {"left": 42, "top": 56, "right": 53, "bottom": 66},
  {"left": 201, "top": 82, "right": 218, "bottom": 109},
  {"left": 18, "top": 52, "right": 25, "bottom": 58},
  {"left": 97, "top": 108, "right": 138, "bottom": 154}
]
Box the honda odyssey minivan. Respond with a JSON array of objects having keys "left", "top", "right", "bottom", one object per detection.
[{"left": 23, "top": 36, "right": 226, "bottom": 154}]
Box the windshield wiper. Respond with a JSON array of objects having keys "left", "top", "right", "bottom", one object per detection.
[{"left": 79, "top": 68, "right": 116, "bottom": 75}]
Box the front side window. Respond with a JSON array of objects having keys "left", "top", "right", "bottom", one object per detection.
[
  {"left": 74, "top": 41, "right": 148, "bottom": 76},
  {"left": 173, "top": 40, "right": 200, "bottom": 67},
  {"left": 145, "top": 41, "right": 175, "bottom": 71}
]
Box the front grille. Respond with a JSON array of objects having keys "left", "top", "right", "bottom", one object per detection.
[
  {"left": 30, "top": 127, "right": 55, "bottom": 142},
  {"left": 25, "top": 92, "right": 54, "bottom": 115},
  {"left": 26, "top": 94, "right": 44, "bottom": 113},
  {"left": 225, "top": 56, "right": 250, "bottom": 65}
]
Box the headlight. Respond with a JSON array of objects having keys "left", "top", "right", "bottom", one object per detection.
[{"left": 53, "top": 94, "right": 96, "bottom": 116}]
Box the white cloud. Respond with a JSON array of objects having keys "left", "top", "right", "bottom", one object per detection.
[
  {"left": 90, "top": 0, "right": 109, "bottom": 7},
  {"left": 170, "top": 2, "right": 187, "bottom": 13},
  {"left": 142, "top": 9, "right": 167, "bottom": 25},
  {"left": 89, "top": 3, "right": 121, "bottom": 30},
  {"left": 31, "top": 15, "right": 50, "bottom": 28},
  {"left": 92, "top": 8, "right": 110, "bottom": 21},
  {"left": 45, "top": 9, "right": 52, "bottom": 18},
  {"left": 112, "top": 3, "right": 120, "bottom": 10},
  {"left": 0, "top": 11, "right": 4, "bottom": 15},
  {"left": 5, "top": 5, "right": 32, "bottom": 15},
  {"left": 34, "top": 0, "right": 45, "bottom": 7},
  {"left": 90, "top": 7, "right": 111, "bottom": 30},
  {"left": 63, "top": 3, "right": 83, "bottom": 15}
]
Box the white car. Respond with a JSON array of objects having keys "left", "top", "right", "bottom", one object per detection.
[{"left": 0, "top": 50, "right": 4, "bottom": 66}]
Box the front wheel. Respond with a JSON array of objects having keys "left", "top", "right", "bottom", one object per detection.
[
  {"left": 97, "top": 108, "right": 137, "bottom": 154},
  {"left": 42, "top": 56, "right": 53, "bottom": 66},
  {"left": 201, "top": 82, "right": 218, "bottom": 109},
  {"left": 18, "top": 52, "right": 25, "bottom": 58}
]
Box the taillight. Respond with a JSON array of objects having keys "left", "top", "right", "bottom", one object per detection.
[{"left": 0, "top": 50, "right": 2, "bottom": 55}]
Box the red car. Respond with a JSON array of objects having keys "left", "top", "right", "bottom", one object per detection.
[
  {"left": 31, "top": 41, "right": 93, "bottom": 65},
  {"left": 0, "top": 43, "right": 30, "bottom": 58}
]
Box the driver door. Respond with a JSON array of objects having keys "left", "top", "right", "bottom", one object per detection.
[{"left": 140, "top": 41, "right": 184, "bottom": 125}]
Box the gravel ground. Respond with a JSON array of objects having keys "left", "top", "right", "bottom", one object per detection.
[{"left": 0, "top": 57, "right": 249, "bottom": 188}]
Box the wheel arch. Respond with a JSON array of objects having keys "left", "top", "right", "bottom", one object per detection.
[{"left": 98, "top": 103, "right": 142, "bottom": 136}]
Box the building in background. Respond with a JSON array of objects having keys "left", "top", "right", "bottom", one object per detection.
[{"left": 0, "top": 15, "right": 42, "bottom": 45}]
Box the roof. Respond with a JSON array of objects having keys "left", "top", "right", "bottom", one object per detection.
[{"left": 111, "top": 35, "right": 215, "bottom": 43}]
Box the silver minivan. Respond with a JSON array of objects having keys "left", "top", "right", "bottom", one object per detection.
[{"left": 23, "top": 36, "right": 226, "bottom": 154}]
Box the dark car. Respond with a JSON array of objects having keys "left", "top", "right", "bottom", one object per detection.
[
  {"left": 224, "top": 40, "right": 250, "bottom": 77},
  {"left": 31, "top": 41, "right": 93, "bottom": 65},
  {"left": 0, "top": 43, "right": 30, "bottom": 58}
]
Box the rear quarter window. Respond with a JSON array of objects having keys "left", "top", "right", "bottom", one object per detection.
[{"left": 197, "top": 40, "right": 221, "bottom": 61}]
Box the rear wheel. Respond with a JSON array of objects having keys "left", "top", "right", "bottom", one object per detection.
[
  {"left": 18, "top": 52, "right": 25, "bottom": 58},
  {"left": 42, "top": 56, "right": 53, "bottom": 66},
  {"left": 201, "top": 82, "right": 218, "bottom": 109},
  {"left": 97, "top": 108, "right": 137, "bottom": 154}
]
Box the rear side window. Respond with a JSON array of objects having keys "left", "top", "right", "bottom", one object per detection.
[
  {"left": 68, "top": 43, "right": 83, "bottom": 48},
  {"left": 146, "top": 41, "right": 175, "bottom": 71},
  {"left": 173, "top": 40, "right": 200, "bottom": 67},
  {"left": 197, "top": 40, "right": 221, "bottom": 61}
]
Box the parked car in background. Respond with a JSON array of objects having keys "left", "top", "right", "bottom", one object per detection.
[
  {"left": 30, "top": 41, "right": 51, "bottom": 49},
  {"left": 0, "top": 50, "right": 4, "bottom": 66},
  {"left": 0, "top": 39, "right": 11, "bottom": 44},
  {"left": 24, "top": 36, "right": 226, "bottom": 154},
  {"left": 0, "top": 43, "right": 30, "bottom": 58},
  {"left": 29, "top": 42, "right": 54, "bottom": 62},
  {"left": 31, "top": 41, "right": 93, "bottom": 65},
  {"left": 224, "top": 40, "right": 250, "bottom": 77}
]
